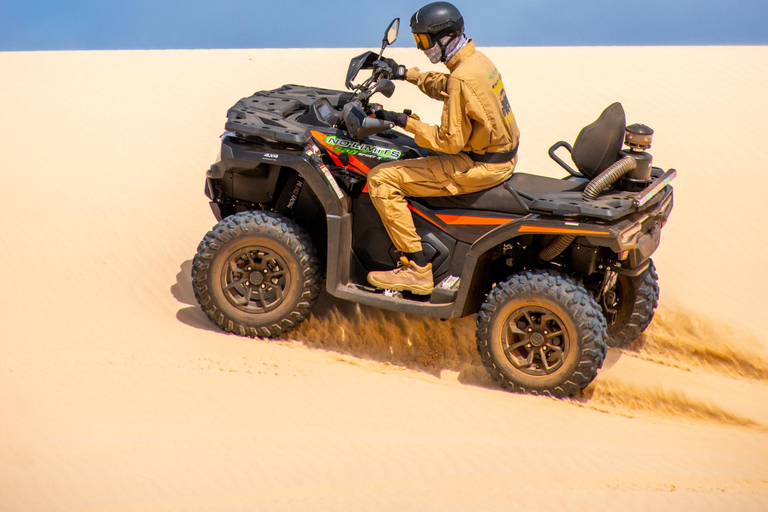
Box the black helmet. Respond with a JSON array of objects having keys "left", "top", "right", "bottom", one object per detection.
[{"left": 410, "top": 2, "right": 464, "bottom": 50}]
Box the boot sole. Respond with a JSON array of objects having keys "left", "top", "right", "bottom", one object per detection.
[{"left": 367, "top": 276, "right": 434, "bottom": 296}]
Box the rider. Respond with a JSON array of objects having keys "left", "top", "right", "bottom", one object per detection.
[{"left": 366, "top": 1, "right": 521, "bottom": 295}]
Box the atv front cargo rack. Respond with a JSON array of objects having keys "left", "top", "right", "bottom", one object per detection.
[{"left": 225, "top": 84, "right": 353, "bottom": 145}]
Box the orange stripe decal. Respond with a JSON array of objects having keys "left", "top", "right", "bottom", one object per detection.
[
  {"left": 519, "top": 225, "right": 608, "bottom": 235},
  {"left": 409, "top": 205, "right": 443, "bottom": 229},
  {"left": 310, "top": 130, "right": 332, "bottom": 150},
  {"left": 349, "top": 154, "right": 371, "bottom": 174},
  {"left": 311, "top": 130, "right": 343, "bottom": 167},
  {"left": 436, "top": 214, "right": 512, "bottom": 226},
  {"left": 309, "top": 130, "right": 333, "bottom": 150},
  {"left": 311, "top": 130, "right": 369, "bottom": 176}
]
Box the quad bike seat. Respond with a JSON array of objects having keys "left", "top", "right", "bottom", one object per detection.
[
  {"left": 412, "top": 103, "right": 627, "bottom": 216},
  {"left": 551, "top": 102, "right": 626, "bottom": 179},
  {"left": 412, "top": 173, "right": 587, "bottom": 215}
]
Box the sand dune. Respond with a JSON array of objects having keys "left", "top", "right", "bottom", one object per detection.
[{"left": 2, "top": 46, "right": 768, "bottom": 511}]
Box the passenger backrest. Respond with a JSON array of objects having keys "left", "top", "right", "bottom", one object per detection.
[{"left": 571, "top": 102, "right": 626, "bottom": 179}]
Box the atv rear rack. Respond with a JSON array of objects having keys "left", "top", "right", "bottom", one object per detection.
[{"left": 633, "top": 169, "right": 677, "bottom": 207}]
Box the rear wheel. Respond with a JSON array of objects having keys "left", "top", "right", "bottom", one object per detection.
[
  {"left": 476, "top": 270, "right": 607, "bottom": 397},
  {"left": 192, "top": 211, "right": 321, "bottom": 338},
  {"left": 603, "top": 260, "right": 659, "bottom": 348}
]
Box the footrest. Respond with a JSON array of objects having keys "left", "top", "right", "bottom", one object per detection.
[
  {"left": 430, "top": 275, "right": 460, "bottom": 304},
  {"left": 383, "top": 289, "right": 404, "bottom": 299}
]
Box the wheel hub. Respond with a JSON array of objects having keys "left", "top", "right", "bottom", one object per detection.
[
  {"left": 529, "top": 332, "right": 545, "bottom": 347},
  {"left": 249, "top": 271, "right": 264, "bottom": 285},
  {"left": 221, "top": 246, "right": 290, "bottom": 314},
  {"left": 502, "top": 306, "right": 569, "bottom": 376}
]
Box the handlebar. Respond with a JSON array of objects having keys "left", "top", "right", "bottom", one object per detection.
[
  {"left": 342, "top": 51, "right": 399, "bottom": 138},
  {"left": 342, "top": 101, "right": 395, "bottom": 139}
]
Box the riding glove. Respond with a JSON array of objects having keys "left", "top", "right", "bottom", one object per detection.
[
  {"left": 375, "top": 110, "right": 408, "bottom": 128},
  {"left": 383, "top": 58, "right": 407, "bottom": 80}
]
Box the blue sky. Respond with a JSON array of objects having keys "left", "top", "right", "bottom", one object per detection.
[{"left": 1, "top": 0, "right": 766, "bottom": 51}]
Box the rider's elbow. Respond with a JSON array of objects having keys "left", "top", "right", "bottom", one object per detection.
[{"left": 437, "top": 133, "right": 466, "bottom": 155}]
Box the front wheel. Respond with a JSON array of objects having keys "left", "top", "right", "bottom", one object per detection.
[
  {"left": 476, "top": 270, "right": 607, "bottom": 398},
  {"left": 192, "top": 211, "right": 321, "bottom": 338}
]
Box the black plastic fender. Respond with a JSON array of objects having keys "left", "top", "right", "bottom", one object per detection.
[
  {"left": 453, "top": 214, "right": 620, "bottom": 316},
  {"left": 453, "top": 215, "right": 532, "bottom": 317},
  {"left": 221, "top": 136, "right": 364, "bottom": 297},
  {"left": 213, "top": 136, "right": 349, "bottom": 218}
]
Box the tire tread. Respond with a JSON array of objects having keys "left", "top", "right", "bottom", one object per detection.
[
  {"left": 476, "top": 270, "right": 607, "bottom": 398},
  {"left": 192, "top": 211, "right": 321, "bottom": 339},
  {"left": 606, "top": 261, "right": 659, "bottom": 348}
]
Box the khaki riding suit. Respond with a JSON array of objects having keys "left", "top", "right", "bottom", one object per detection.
[{"left": 367, "top": 40, "right": 521, "bottom": 254}]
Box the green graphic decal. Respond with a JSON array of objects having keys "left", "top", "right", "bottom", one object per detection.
[{"left": 325, "top": 135, "right": 402, "bottom": 160}]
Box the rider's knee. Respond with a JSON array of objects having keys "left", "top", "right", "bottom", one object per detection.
[{"left": 367, "top": 163, "right": 400, "bottom": 195}]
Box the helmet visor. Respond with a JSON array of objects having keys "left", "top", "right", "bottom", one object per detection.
[{"left": 412, "top": 32, "right": 433, "bottom": 50}]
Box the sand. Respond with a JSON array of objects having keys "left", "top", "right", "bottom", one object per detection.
[{"left": 1, "top": 46, "right": 767, "bottom": 511}]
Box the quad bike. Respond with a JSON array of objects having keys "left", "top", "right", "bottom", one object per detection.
[{"left": 192, "top": 19, "right": 675, "bottom": 397}]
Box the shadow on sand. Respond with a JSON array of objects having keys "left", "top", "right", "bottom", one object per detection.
[
  {"left": 171, "top": 258, "right": 499, "bottom": 388},
  {"left": 172, "top": 259, "right": 222, "bottom": 334},
  {"left": 171, "top": 260, "right": 767, "bottom": 426}
]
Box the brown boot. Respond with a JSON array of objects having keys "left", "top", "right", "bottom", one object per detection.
[{"left": 367, "top": 256, "right": 434, "bottom": 295}]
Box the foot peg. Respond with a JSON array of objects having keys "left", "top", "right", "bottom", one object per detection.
[{"left": 430, "top": 275, "right": 461, "bottom": 304}]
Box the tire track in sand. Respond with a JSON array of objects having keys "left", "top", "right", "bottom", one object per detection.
[{"left": 287, "top": 295, "right": 767, "bottom": 428}]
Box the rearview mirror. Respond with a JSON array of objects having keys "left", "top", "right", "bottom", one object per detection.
[{"left": 383, "top": 18, "right": 400, "bottom": 47}]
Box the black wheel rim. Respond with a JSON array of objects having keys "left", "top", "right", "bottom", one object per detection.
[
  {"left": 221, "top": 246, "right": 291, "bottom": 314},
  {"left": 502, "top": 306, "right": 570, "bottom": 376}
]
